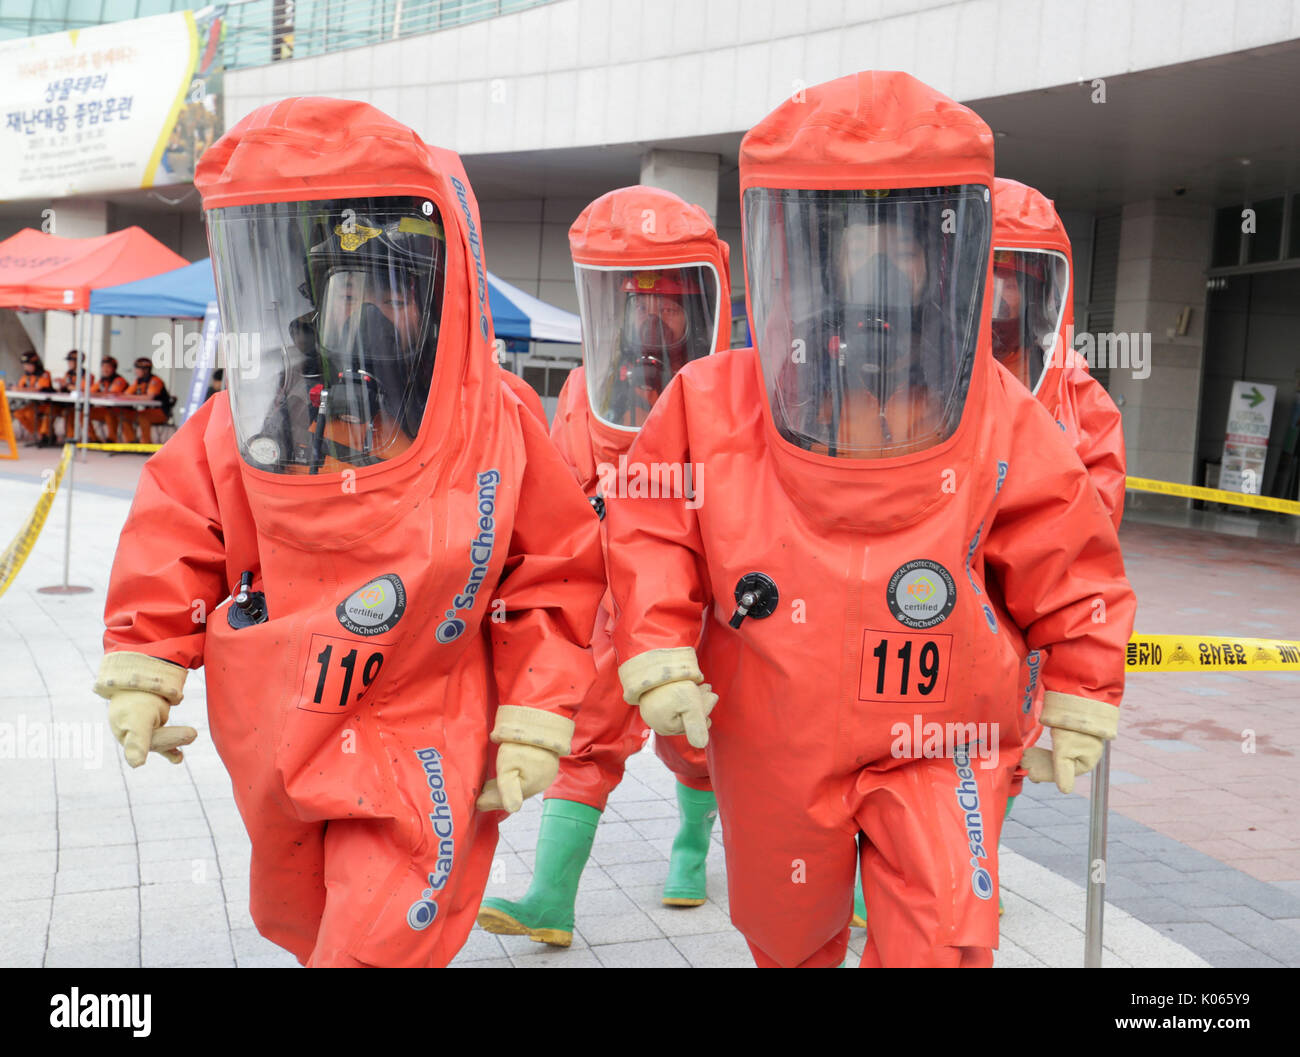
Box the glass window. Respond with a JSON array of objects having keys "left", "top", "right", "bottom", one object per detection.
[
  {"left": 1246, "top": 196, "right": 1283, "bottom": 264},
  {"left": 1211, "top": 205, "right": 1243, "bottom": 268},
  {"left": 1289, "top": 195, "right": 1300, "bottom": 260}
]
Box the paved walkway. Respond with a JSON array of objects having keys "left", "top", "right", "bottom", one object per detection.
[{"left": 1, "top": 463, "right": 1297, "bottom": 968}]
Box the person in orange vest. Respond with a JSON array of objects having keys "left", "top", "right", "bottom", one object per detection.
[
  {"left": 14, "top": 351, "right": 56, "bottom": 446},
  {"left": 121, "top": 356, "right": 172, "bottom": 445},
  {"left": 90, "top": 355, "right": 130, "bottom": 443},
  {"left": 54, "top": 350, "right": 92, "bottom": 442}
]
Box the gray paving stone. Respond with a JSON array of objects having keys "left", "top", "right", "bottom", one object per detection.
[
  {"left": 593, "top": 937, "right": 690, "bottom": 968},
  {"left": 48, "top": 889, "right": 137, "bottom": 946},
  {"left": 225, "top": 900, "right": 255, "bottom": 932},
  {"left": 54, "top": 862, "right": 139, "bottom": 895},
  {"left": 0, "top": 897, "right": 51, "bottom": 964},
  {"left": 0, "top": 851, "right": 56, "bottom": 879},
  {"left": 454, "top": 926, "right": 506, "bottom": 962},
  {"left": 141, "top": 901, "right": 229, "bottom": 939},
  {"left": 1106, "top": 814, "right": 1150, "bottom": 835},
  {"left": 1118, "top": 860, "right": 1187, "bottom": 885},
  {"left": 577, "top": 910, "right": 663, "bottom": 946},
  {"left": 1142, "top": 880, "right": 1237, "bottom": 909},
  {"left": 139, "top": 880, "right": 226, "bottom": 911},
  {"left": 574, "top": 886, "right": 638, "bottom": 917},
  {"left": 4, "top": 873, "right": 55, "bottom": 901},
  {"left": 611, "top": 799, "right": 677, "bottom": 821},
  {"left": 627, "top": 815, "right": 683, "bottom": 841},
  {"left": 1112, "top": 896, "right": 1213, "bottom": 924},
  {"left": 999, "top": 834, "right": 1074, "bottom": 860},
  {"left": 1156, "top": 922, "right": 1259, "bottom": 963},
  {"left": 44, "top": 938, "right": 139, "bottom": 968},
  {"left": 141, "top": 929, "right": 235, "bottom": 968},
  {"left": 603, "top": 858, "right": 671, "bottom": 888},
  {"left": 0, "top": 828, "right": 58, "bottom": 852},
  {"left": 1201, "top": 950, "right": 1286, "bottom": 967},
  {"left": 589, "top": 839, "right": 665, "bottom": 867},
  {"left": 58, "top": 821, "right": 137, "bottom": 848},
  {"left": 1, "top": 811, "right": 58, "bottom": 836},
  {"left": 1143, "top": 843, "right": 1234, "bottom": 873},
  {"left": 140, "top": 858, "right": 221, "bottom": 886},
  {"left": 453, "top": 956, "right": 514, "bottom": 968},
  {"left": 229, "top": 926, "right": 292, "bottom": 964},
  {"left": 590, "top": 820, "right": 641, "bottom": 844},
  {"left": 511, "top": 946, "right": 603, "bottom": 968},
  {"left": 1040, "top": 823, "right": 1090, "bottom": 846},
  {"left": 492, "top": 929, "right": 589, "bottom": 956},
  {"left": 1092, "top": 841, "right": 1146, "bottom": 864},
  {"left": 1192, "top": 871, "right": 1300, "bottom": 918},
  {"left": 1198, "top": 905, "right": 1300, "bottom": 965},
  {"left": 669, "top": 928, "right": 755, "bottom": 968},
  {"left": 641, "top": 901, "right": 734, "bottom": 938},
  {"left": 1098, "top": 877, "right": 1155, "bottom": 901},
  {"left": 135, "top": 837, "right": 217, "bottom": 863}
]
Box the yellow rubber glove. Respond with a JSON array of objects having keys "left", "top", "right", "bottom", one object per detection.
[
  {"left": 638, "top": 681, "right": 717, "bottom": 749},
  {"left": 1024, "top": 691, "right": 1119, "bottom": 794},
  {"left": 476, "top": 705, "right": 575, "bottom": 814},
  {"left": 619, "top": 647, "right": 716, "bottom": 749},
  {"left": 94, "top": 652, "right": 194, "bottom": 768}
]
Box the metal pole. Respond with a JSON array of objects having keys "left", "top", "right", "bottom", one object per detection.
[
  {"left": 1084, "top": 740, "right": 1112, "bottom": 967},
  {"left": 60, "top": 438, "right": 74, "bottom": 588},
  {"left": 77, "top": 311, "right": 89, "bottom": 462},
  {"left": 39, "top": 311, "right": 93, "bottom": 595}
]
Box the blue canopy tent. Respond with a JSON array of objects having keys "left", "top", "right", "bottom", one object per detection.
[
  {"left": 485, "top": 273, "right": 581, "bottom": 344},
  {"left": 89, "top": 258, "right": 217, "bottom": 319},
  {"left": 90, "top": 258, "right": 581, "bottom": 343}
]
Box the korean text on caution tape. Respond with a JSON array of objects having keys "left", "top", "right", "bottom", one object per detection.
[
  {"left": 1126, "top": 476, "right": 1300, "bottom": 516},
  {"left": 1127, "top": 634, "right": 1300, "bottom": 672},
  {"left": 0, "top": 443, "right": 73, "bottom": 599}
]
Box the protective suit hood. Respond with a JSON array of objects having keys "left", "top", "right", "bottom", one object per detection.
[
  {"left": 196, "top": 96, "right": 496, "bottom": 546},
  {"left": 992, "top": 177, "right": 1076, "bottom": 398},
  {"left": 738, "top": 71, "right": 996, "bottom": 530},
  {"left": 568, "top": 185, "right": 730, "bottom": 465}
]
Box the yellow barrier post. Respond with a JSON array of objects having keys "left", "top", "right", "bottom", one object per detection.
[
  {"left": 37, "top": 443, "right": 92, "bottom": 596},
  {"left": 0, "top": 380, "right": 17, "bottom": 460},
  {"left": 1083, "top": 631, "right": 1300, "bottom": 966}
]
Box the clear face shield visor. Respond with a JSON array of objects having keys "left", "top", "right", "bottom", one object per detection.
[
  {"left": 744, "top": 185, "right": 991, "bottom": 459},
  {"left": 990, "top": 249, "right": 1069, "bottom": 394},
  {"left": 576, "top": 264, "right": 721, "bottom": 431},
  {"left": 204, "top": 197, "right": 445, "bottom": 474}
]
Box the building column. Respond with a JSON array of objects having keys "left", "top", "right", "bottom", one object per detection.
[
  {"left": 639, "top": 149, "right": 721, "bottom": 225},
  {"left": 42, "top": 197, "right": 111, "bottom": 368},
  {"left": 1107, "top": 198, "right": 1212, "bottom": 510}
]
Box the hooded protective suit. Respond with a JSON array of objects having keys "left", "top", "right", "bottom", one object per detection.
[
  {"left": 992, "top": 179, "right": 1127, "bottom": 800},
  {"left": 549, "top": 186, "right": 731, "bottom": 806},
  {"left": 95, "top": 98, "right": 604, "bottom": 968},
  {"left": 606, "top": 73, "right": 1135, "bottom": 968},
  {"left": 991, "top": 178, "right": 1125, "bottom": 526}
]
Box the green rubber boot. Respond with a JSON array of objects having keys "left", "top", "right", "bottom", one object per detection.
[
  {"left": 476, "top": 798, "right": 600, "bottom": 947},
  {"left": 662, "top": 782, "right": 718, "bottom": 906},
  {"left": 851, "top": 876, "right": 867, "bottom": 929},
  {"left": 999, "top": 794, "right": 1017, "bottom": 916}
]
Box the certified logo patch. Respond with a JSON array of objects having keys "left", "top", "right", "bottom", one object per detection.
[
  {"left": 337, "top": 574, "right": 407, "bottom": 636},
  {"left": 887, "top": 560, "right": 956, "bottom": 629}
]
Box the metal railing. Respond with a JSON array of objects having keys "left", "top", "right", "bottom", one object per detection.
[
  {"left": 221, "top": 0, "right": 556, "bottom": 70},
  {"left": 0, "top": 1, "right": 557, "bottom": 67}
]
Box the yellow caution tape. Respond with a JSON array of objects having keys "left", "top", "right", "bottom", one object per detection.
[
  {"left": 1127, "top": 634, "right": 1300, "bottom": 672},
  {"left": 1126, "top": 476, "right": 1300, "bottom": 516},
  {"left": 75, "top": 443, "right": 162, "bottom": 453},
  {"left": 0, "top": 443, "right": 73, "bottom": 599}
]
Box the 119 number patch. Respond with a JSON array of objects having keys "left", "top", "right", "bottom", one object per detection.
[{"left": 857, "top": 630, "right": 952, "bottom": 702}]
